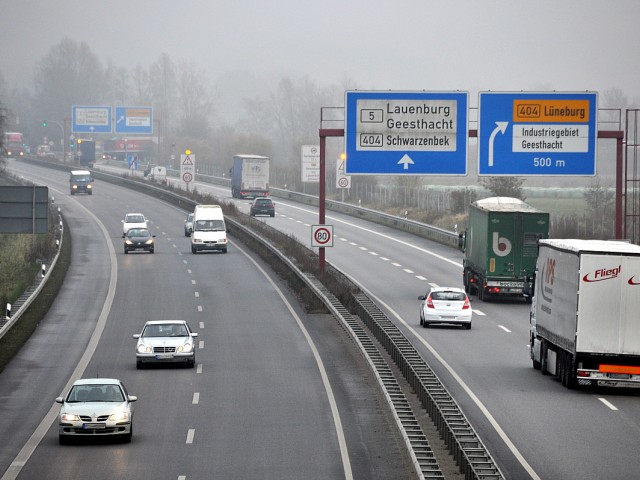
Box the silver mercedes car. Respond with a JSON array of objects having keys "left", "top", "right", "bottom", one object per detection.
[
  {"left": 133, "top": 320, "right": 198, "bottom": 368},
  {"left": 56, "top": 378, "right": 137, "bottom": 444}
]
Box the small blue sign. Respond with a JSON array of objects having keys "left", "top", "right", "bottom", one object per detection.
[
  {"left": 345, "top": 91, "right": 468, "bottom": 175},
  {"left": 115, "top": 106, "right": 153, "bottom": 134},
  {"left": 72, "top": 105, "right": 112, "bottom": 133},
  {"left": 478, "top": 92, "right": 598, "bottom": 176}
]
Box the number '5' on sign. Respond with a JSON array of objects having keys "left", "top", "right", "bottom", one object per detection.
[{"left": 311, "top": 225, "right": 333, "bottom": 247}]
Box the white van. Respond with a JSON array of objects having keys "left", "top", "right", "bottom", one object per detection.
[{"left": 191, "top": 205, "right": 227, "bottom": 254}]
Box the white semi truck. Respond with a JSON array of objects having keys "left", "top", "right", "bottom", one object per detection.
[
  {"left": 230, "top": 154, "right": 270, "bottom": 199},
  {"left": 529, "top": 239, "right": 640, "bottom": 388}
]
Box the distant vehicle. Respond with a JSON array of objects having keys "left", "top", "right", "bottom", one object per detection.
[
  {"left": 418, "top": 287, "right": 472, "bottom": 329},
  {"left": 529, "top": 239, "right": 640, "bottom": 389},
  {"left": 122, "top": 213, "right": 147, "bottom": 235},
  {"left": 76, "top": 139, "right": 96, "bottom": 168},
  {"left": 133, "top": 320, "right": 198, "bottom": 369},
  {"left": 36, "top": 144, "right": 56, "bottom": 159},
  {"left": 191, "top": 205, "right": 227, "bottom": 254},
  {"left": 2, "top": 132, "right": 25, "bottom": 157},
  {"left": 184, "top": 213, "right": 194, "bottom": 237},
  {"left": 250, "top": 197, "right": 275, "bottom": 217},
  {"left": 55, "top": 378, "right": 137, "bottom": 444},
  {"left": 460, "top": 197, "right": 549, "bottom": 301},
  {"left": 230, "top": 154, "right": 270, "bottom": 199},
  {"left": 69, "top": 170, "right": 94, "bottom": 195},
  {"left": 144, "top": 166, "right": 167, "bottom": 184},
  {"left": 123, "top": 228, "right": 155, "bottom": 254}
]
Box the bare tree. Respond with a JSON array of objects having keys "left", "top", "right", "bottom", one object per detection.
[{"left": 479, "top": 176, "right": 526, "bottom": 200}]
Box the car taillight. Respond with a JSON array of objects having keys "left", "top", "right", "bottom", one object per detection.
[
  {"left": 426, "top": 296, "right": 435, "bottom": 308},
  {"left": 462, "top": 297, "right": 470, "bottom": 309}
]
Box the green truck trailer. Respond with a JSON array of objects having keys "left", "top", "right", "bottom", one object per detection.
[{"left": 461, "top": 197, "right": 549, "bottom": 301}]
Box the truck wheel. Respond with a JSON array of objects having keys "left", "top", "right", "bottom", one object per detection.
[
  {"left": 562, "top": 351, "right": 578, "bottom": 389},
  {"left": 531, "top": 338, "right": 541, "bottom": 370},
  {"left": 558, "top": 350, "right": 566, "bottom": 384}
]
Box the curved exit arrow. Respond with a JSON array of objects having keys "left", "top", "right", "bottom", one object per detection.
[
  {"left": 488, "top": 121, "right": 508, "bottom": 167},
  {"left": 398, "top": 154, "right": 415, "bottom": 170}
]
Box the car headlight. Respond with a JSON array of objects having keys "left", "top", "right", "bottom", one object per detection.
[
  {"left": 109, "top": 411, "right": 130, "bottom": 422},
  {"left": 137, "top": 343, "right": 152, "bottom": 353},
  {"left": 177, "top": 343, "right": 193, "bottom": 353},
  {"left": 145, "top": 239, "right": 154, "bottom": 245},
  {"left": 87, "top": 184, "right": 92, "bottom": 189},
  {"left": 61, "top": 412, "right": 80, "bottom": 422},
  {"left": 72, "top": 185, "right": 78, "bottom": 189},
  {"left": 125, "top": 240, "right": 133, "bottom": 245}
]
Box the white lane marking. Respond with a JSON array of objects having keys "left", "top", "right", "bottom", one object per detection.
[
  {"left": 178, "top": 476, "right": 186, "bottom": 480},
  {"left": 598, "top": 398, "right": 618, "bottom": 411},
  {"left": 416, "top": 276, "right": 427, "bottom": 281},
  {"left": 197, "top": 364, "right": 203, "bottom": 374},
  {"left": 199, "top": 321, "right": 204, "bottom": 329},
  {"left": 474, "top": 310, "right": 486, "bottom": 316},
  {"left": 232, "top": 239, "right": 353, "bottom": 480},
  {"left": 498, "top": 325, "right": 511, "bottom": 333},
  {"left": 369, "top": 251, "right": 379, "bottom": 256},
  {"left": 359, "top": 246, "right": 368, "bottom": 251},
  {"left": 187, "top": 269, "right": 192, "bottom": 274},
  {"left": 345, "top": 276, "right": 541, "bottom": 480},
  {"left": 380, "top": 257, "right": 390, "bottom": 261},
  {"left": 340, "top": 237, "right": 348, "bottom": 242},
  {"left": 191, "top": 280, "right": 196, "bottom": 285},
  {"left": 194, "top": 292, "right": 200, "bottom": 298},
  {"left": 429, "top": 283, "right": 439, "bottom": 289},
  {"left": 192, "top": 392, "right": 200, "bottom": 405},
  {"left": 403, "top": 269, "right": 414, "bottom": 274},
  {"left": 186, "top": 429, "right": 195, "bottom": 444},
  {"left": 197, "top": 306, "right": 203, "bottom": 312},
  {"left": 391, "top": 262, "right": 402, "bottom": 267},
  {"left": 349, "top": 242, "right": 358, "bottom": 246},
  {"left": 2, "top": 188, "right": 119, "bottom": 480},
  {"left": 199, "top": 341, "right": 204, "bottom": 349}
]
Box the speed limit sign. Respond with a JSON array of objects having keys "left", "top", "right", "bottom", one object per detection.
[
  {"left": 311, "top": 225, "right": 333, "bottom": 247},
  {"left": 182, "top": 172, "right": 193, "bottom": 183}
]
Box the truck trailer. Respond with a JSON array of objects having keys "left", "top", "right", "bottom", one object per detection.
[
  {"left": 230, "top": 154, "right": 269, "bottom": 199},
  {"left": 529, "top": 239, "right": 640, "bottom": 389},
  {"left": 461, "top": 197, "right": 549, "bottom": 301}
]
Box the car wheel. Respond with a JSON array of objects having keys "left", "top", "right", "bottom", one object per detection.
[
  {"left": 136, "top": 360, "right": 144, "bottom": 369},
  {"left": 464, "top": 323, "right": 472, "bottom": 330},
  {"left": 191, "top": 246, "right": 197, "bottom": 254},
  {"left": 59, "top": 435, "right": 69, "bottom": 445},
  {"left": 123, "top": 427, "right": 132, "bottom": 443},
  {"left": 124, "top": 249, "right": 128, "bottom": 254},
  {"left": 270, "top": 213, "right": 275, "bottom": 217},
  {"left": 150, "top": 248, "right": 154, "bottom": 254},
  {"left": 184, "top": 230, "right": 189, "bottom": 237},
  {"left": 222, "top": 248, "right": 228, "bottom": 254},
  {"left": 423, "top": 321, "right": 430, "bottom": 328}
]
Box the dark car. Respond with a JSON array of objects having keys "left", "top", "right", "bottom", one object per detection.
[
  {"left": 123, "top": 228, "right": 156, "bottom": 254},
  {"left": 250, "top": 197, "right": 275, "bottom": 217}
]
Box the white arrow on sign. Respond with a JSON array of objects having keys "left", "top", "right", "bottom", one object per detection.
[
  {"left": 488, "top": 121, "right": 508, "bottom": 167},
  {"left": 397, "top": 154, "right": 415, "bottom": 170}
]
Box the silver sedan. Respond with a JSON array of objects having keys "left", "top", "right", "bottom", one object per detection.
[
  {"left": 56, "top": 378, "right": 137, "bottom": 444},
  {"left": 134, "top": 320, "right": 198, "bottom": 368}
]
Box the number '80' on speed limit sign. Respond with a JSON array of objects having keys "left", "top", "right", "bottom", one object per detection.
[{"left": 311, "top": 225, "right": 333, "bottom": 247}]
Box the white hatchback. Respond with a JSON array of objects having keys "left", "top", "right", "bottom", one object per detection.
[
  {"left": 419, "top": 287, "right": 472, "bottom": 329},
  {"left": 122, "top": 213, "right": 147, "bottom": 235}
]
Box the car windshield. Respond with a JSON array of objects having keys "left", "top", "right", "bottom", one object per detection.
[
  {"left": 128, "top": 229, "right": 150, "bottom": 237},
  {"left": 126, "top": 215, "right": 145, "bottom": 223},
  {"left": 142, "top": 323, "right": 188, "bottom": 337},
  {"left": 194, "top": 219, "right": 225, "bottom": 231},
  {"left": 67, "top": 384, "right": 124, "bottom": 402},
  {"left": 431, "top": 291, "right": 466, "bottom": 301},
  {"left": 255, "top": 199, "right": 272, "bottom": 206},
  {"left": 72, "top": 175, "right": 91, "bottom": 182}
]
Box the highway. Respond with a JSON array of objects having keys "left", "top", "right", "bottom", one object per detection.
[
  {"left": 0, "top": 160, "right": 413, "bottom": 480},
  {"left": 3, "top": 159, "right": 640, "bottom": 479},
  {"left": 138, "top": 167, "right": 640, "bottom": 480}
]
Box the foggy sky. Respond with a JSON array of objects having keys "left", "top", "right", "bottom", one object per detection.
[{"left": 1, "top": 0, "right": 639, "bottom": 108}]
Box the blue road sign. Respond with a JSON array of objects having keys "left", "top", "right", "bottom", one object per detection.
[
  {"left": 345, "top": 91, "right": 469, "bottom": 175},
  {"left": 478, "top": 92, "right": 598, "bottom": 176},
  {"left": 72, "top": 105, "right": 112, "bottom": 133},
  {"left": 115, "top": 106, "right": 153, "bottom": 134}
]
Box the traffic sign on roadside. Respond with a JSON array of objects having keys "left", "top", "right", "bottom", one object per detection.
[
  {"left": 311, "top": 225, "right": 333, "bottom": 247},
  {"left": 345, "top": 91, "right": 469, "bottom": 175},
  {"left": 181, "top": 153, "right": 195, "bottom": 186},
  {"left": 478, "top": 92, "right": 598, "bottom": 176}
]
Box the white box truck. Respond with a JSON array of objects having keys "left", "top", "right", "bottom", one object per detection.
[
  {"left": 529, "top": 239, "right": 640, "bottom": 388},
  {"left": 230, "top": 154, "right": 269, "bottom": 199},
  {"left": 190, "top": 205, "right": 227, "bottom": 254}
]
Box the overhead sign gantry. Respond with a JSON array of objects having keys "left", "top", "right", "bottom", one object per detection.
[
  {"left": 478, "top": 92, "right": 598, "bottom": 175},
  {"left": 345, "top": 91, "right": 469, "bottom": 175}
]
